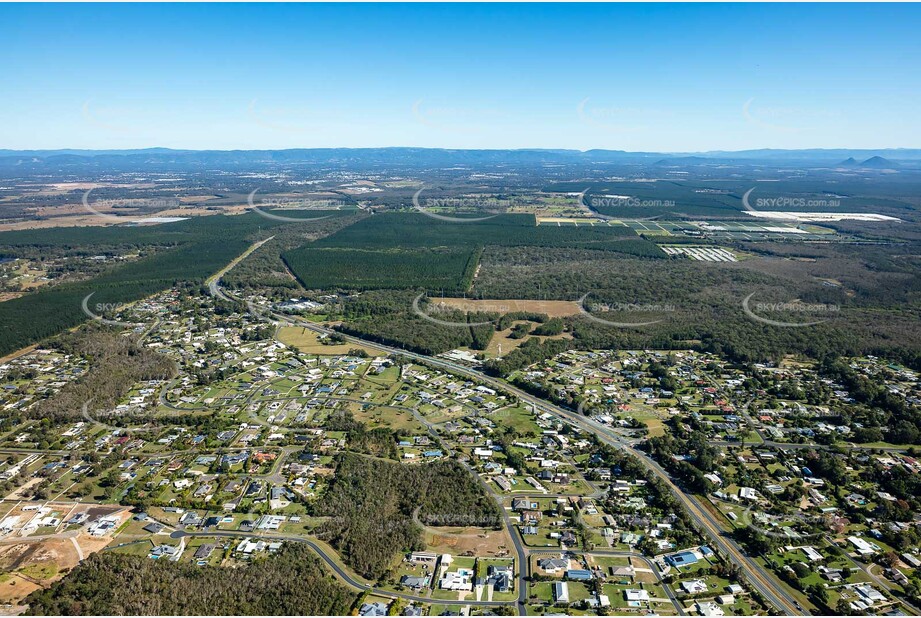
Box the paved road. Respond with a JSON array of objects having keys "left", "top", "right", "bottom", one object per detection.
[
  {"left": 171, "top": 529, "right": 516, "bottom": 608},
  {"left": 822, "top": 533, "right": 921, "bottom": 615},
  {"left": 206, "top": 235, "right": 275, "bottom": 295},
  {"left": 211, "top": 284, "right": 805, "bottom": 614},
  {"left": 529, "top": 548, "right": 685, "bottom": 614},
  {"left": 402, "top": 394, "right": 529, "bottom": 614}
]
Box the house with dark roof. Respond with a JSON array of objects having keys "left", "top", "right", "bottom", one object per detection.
[
  {"left": 400, "top": 575, "right": 431, "bottom": 590},
  {"left": 194, "top": 544, "right": 215, "bottom": 560},
  {"left": 143, "top": 522, "right": 164, "bottom": 534}
]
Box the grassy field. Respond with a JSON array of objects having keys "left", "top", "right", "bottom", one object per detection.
[
  {"left": 276, "top": 326, "right": 382, "bottom": 356},
  {"left": 351, "top": 404, "right": 428, "bottom": 434}
]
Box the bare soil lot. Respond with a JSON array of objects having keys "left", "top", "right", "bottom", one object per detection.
[
  {"left": 433, "top": 298, "right": 581, "bottom": 317},
  {"left": 422, "top": 526, "right": 516, "bottom": 558}
]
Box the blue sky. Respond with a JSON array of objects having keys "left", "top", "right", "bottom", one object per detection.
[{"left": 2, "top": 3, "right": 919, "bottom": 151}]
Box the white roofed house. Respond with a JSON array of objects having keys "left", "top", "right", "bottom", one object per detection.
[
  {"left": 624, "top": 589, "right": 649, "bottom": 602},
  {"left": 848, "top": 535, "right": 879, "bottom": 556},
  {"left": 440, "top": 567, "right": 473, "bottom": 591},
  {"left": 696, "top": 601, "right": 725, "bottom": 616},
  {"left": 681, "top": 579, "right": 708, "bottom": 594},
  {"left": 552, "top": 581, "right": 570, "bottom": 604},
  {"left": 855, "top": 584, "right": 886, "bottom": 605},
  {"left": 236, "top": 537, "right": 268, "bottom": 556},
  {"left": 538, "top": 557, "right": 568, "bottom": 573},
  {"left": 149, "top": 543, "right": 184, "bottom": 561}
]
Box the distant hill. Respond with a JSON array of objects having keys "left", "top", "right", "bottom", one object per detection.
[
  {"left": 1, "top": 147, "right": 920, "bottom": 171},
  {"left": 860, "top": 156, "right": 898, "bottom": 168},
  {"left": 653, "top": 156, "right": 716, "bottom": 166},
  {"left": 839, "top": 157, "right": 860, "bottom": 166}
]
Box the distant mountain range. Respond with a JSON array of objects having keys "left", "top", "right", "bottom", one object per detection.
[
  {"left": 0, "top": 147, "right": 919, "bottom": 171},
  {"left": 861, "top": 156, "right": 898, "bottom": 168}
]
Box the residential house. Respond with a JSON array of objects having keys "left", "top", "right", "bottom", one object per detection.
[{"left": 552, "top": 581, "right": 569, "bottom": 604}]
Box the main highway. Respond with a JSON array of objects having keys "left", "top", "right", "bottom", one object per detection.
[{"left": 211, "top": 270, "right": 805, "bottom": 615}]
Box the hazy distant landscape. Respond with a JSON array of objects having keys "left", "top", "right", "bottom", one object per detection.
[{"left": 3, "top": 2, "right": 921, "bottom": 617}]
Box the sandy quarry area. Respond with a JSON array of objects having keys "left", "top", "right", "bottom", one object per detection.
[
  {"left": 0, "top": 533, "right": 114, "bottom": 607},
  {"left": 430, "top": 298, "right": 582, "bottom": 317},
  {"left": 0, "top": 503, "right": 130, "bottom": 607},
  {"left": 0, "top": 205, "right": 248, "bottom": 232}
]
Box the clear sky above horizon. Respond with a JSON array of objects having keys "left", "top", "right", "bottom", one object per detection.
[{"left": 2, "top": 3, "right": 920, "bottom": 152}]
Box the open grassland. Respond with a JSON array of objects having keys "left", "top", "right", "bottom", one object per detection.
[{"left": 276, "top": 326, "right": 382, "bottom": 356}]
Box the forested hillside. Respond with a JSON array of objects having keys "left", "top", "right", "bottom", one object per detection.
[
  {"left": 25, "top": 544, "right": 358, "bottom": 615},
  {"left": 315, "top": 453, "right": 502, "bottom": 579}
]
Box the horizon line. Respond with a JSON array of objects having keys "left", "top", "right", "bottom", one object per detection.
[{"left": 3, "top": 146, "right": 921, "bottom": 154}]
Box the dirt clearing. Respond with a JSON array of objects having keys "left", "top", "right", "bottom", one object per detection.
[{"left": 432, "top": 298, "right": 581, "bottom": 317}]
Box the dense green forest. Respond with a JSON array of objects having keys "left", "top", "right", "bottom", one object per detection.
[
  {"left": 818, "top": 357, "right": 921, "bottom": 444},
  {"left": 222, "top": 212, "right": 366, "bottom": 293},
  {"left": 310, "top": 212, "right": 646, "bottom": 249},
  {"left": 472, "top": 245, "right": 921, "bottom": 370},
  {"left": 25, "top": 544, "right": 358, "bottom": 616},
  {"left": 281, "top": 212, "right": 663, "bottom": 293},
  {"left": 542, "top": 178, "right": 918, "bottom": 219},
  {"left": 325, "top": 409, "right": 403, "bottom": 459},
  {"left": 0, "top": 213, "right": 303, "bottom": 356},
  {"left": 336, "top": 290, "right": 501, "bottom": 355},
  {"left": 284, "top": 246, "right": 481, "bottom": 292},
  {"left": 311, "top": 238, "right": 921, "bottom": 372},
  {"left": 315, "top": 453, "right": 502, "bottom": 579}
]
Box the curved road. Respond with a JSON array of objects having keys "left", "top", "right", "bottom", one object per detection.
[
  {"left": 170, "top": 529, "right": 516, "bottom": 608},
  {"left": 211, "top": 273, "right": 805, "bottom": 614}
]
